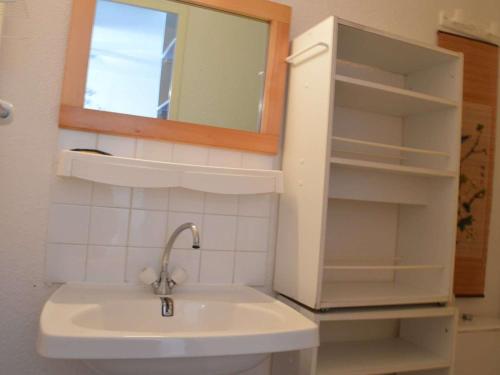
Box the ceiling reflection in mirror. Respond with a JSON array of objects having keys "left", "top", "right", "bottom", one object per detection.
[{"left": 84, "top": 0, "right": 269, "bottom": 133}]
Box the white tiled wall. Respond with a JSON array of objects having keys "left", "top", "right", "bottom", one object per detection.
[{"left": 45, "top": 130, "right": 279, "bottom": 289}]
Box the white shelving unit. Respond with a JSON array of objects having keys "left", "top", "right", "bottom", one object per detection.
[
  {"left": 275, "top": 297, "right": 458, "bottom": 375},
  {"left": 57, "top": 150, "right": 283, "bottom": 194},
  {"left": 273, "top": 16, "right": 462, "bottom": 375},
  {"left": 274, "top": 16, "right": 462, "bottom": 310}
]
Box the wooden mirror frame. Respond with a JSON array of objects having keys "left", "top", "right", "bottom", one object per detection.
[{"left": 60, "top": 0, "right": 291, "bottom": 154}]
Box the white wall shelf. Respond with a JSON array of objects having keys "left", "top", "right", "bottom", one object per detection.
[
  {"left": 275, "top": 295, "right": 457, "bottom": 375},
  {"left": 57, "top": 150, "right": 283, "bottom": 195},
  {"left": 335, "top": 75, "right": 458, "bottom": 117},
  {"left": 274, "top": 15, "right": 462, "bottom": 375},
  {"left": 275, "top": 16, "right": 462, "bottom": 311}
]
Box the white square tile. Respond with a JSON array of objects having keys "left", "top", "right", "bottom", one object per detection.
[
  {"left": 241, "top": 152, "right": 276, "bottom": 170},
  {"left": 172, "top": 143, "right": 209, "bottom": 165},
  {"left": 199, "top": 251, "right": 234, "bottom": 284},
  {"left": 204, "top": 194, "right": 238, "bottom": 215},
  {"left": 86, "top": 246, "right": 126, "bottom": 283},
  {"left": 169, "top": 249, "right": 201, "bottom": 283},
  {"left": 97, "top": 134, "right": 136, "bottom": 157},
  {"left": 128, "top": 210, "right": 168, "bottom": 247},
  {"left": 58, "top": 129, "right": 97, "bottom": 151},
  {"left": 234, "top": 252, "right": 267, "bottom": 286},
  {"left": 203, "top": 215, "right": 237, "bottom": 251},
  {"left": 47, "top": 204, "right": 90, "bottom": 244},
  {"left": 92, "top": 184, "right": 131, "bottom": 208},
  {"left": 89, "top": 207, "right": 129, "bottom": 246},
  {"left": 169, "top": 188, "right": 204, "bottom": 213},
  {"left": 45, "top": 243, "right": 87, "bottom": 282},
  {"left": 236, "top": 217, "right": 269, "bottom": 252},
  {"left": 208, "top": 149, "right": 242, "bottom": 168},
  {"left": 238, "top": 194, "right": 272, "bottom": 217},
  {"left": 126, "top": 247, "right": 162, "bottom": 283},
  {"left": 132, "top": 188, "right": 169, "bottom": 211},
  {"left": 167, "top": 212, "right": 203, "bottom": 249},
  {"left": 51, "top": 177, "right": 93, "bottom": 205},
  {"left": 136, "top": 139, "right": 173, "bottom": 162}
]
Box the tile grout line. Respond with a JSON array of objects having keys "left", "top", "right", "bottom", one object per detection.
[
  {"left": 83, "top": 183, "right": 95, "bottom": 282},
  {"left": 123, "top": 185, "right": 135, "bottom": 283},
  {"left": 198, "top": 192, "right": 207, "bottom": 283}
]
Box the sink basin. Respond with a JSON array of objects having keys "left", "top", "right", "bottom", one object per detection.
[{"left": 37, "top": 283, "right": 318, "bottom": 375}]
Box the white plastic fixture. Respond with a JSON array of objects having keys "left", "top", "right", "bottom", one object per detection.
[
  {"left": 57, "top": 150, "right": 283, "bottom": 194},
  {"left": 440, "top": 9, "right": 500, "bottom": 45},
  {"left": 37, "top": 283, "right": 319, "bottom": 375},
  {"left": 0, "top": 99, "right": 14, "bottom": 125}
]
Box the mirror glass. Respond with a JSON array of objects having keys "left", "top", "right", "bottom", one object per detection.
[{"left": 84, "top": 0, "right": 269, "bottom": 133}]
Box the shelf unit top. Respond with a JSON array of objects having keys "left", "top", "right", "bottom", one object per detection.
[
  {"left": 331, "top": 156, "right": 457, "bottom": 178},
  {"left": 317, "top": 338, "right": 450, "bottom": 375},
  {"left": 335, "top": 75, "right": 458, "bottom": 116},
  {"left": 57, "top": 150, "right": 283, "bottom": 195},
  {"left": 336, "top": 17, "right": 461, "bottom": 75}
]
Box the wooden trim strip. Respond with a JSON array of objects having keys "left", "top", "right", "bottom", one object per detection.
[
  {"left": 60, "top": 105, "right": 279, "bottom": 154},
  {"left": 261, "top": 20, "right": 290, "bottom": 136},
  {"left": 61, "top": 0, "right": 96, "bottom": 107},
  {"left": 181, "top": 0, "right": 291, "bottom": 23}
]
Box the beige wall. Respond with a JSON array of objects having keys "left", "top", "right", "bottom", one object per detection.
[{"left": 1, "top": 1, "right": 500, "bottom": 374}]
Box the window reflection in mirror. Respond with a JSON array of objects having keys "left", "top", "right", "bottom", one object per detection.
[{"left": 85, "top": 0, "right": 269, "bottom": 133}]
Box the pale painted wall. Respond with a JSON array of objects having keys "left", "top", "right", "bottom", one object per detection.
[{"left": 1, "top": 1, "right": 500, "bottom": 374}]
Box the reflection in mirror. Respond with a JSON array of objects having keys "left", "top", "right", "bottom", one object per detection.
[{"left": 85, "top": 0, "right": 269, "bottom": 133}]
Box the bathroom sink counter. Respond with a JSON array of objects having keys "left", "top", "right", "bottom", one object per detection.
[{"left": 38, "top": 283, "right": 318, "bottom": 359}]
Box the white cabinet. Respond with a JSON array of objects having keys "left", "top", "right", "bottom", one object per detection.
[
  {"left": 274, "top": 16, "right": 463, "bottom": 310},
  {"left": 275, "top": 297, "right": 458, "bottom": 375}
]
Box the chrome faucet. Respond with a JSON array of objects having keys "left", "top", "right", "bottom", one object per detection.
[{"left": 153, "top": 222, "right": 200, "bottom": 295}]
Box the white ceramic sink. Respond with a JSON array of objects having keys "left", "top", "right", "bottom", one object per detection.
[{"left": 37, "top": 283, "right": 318, "bottom": 375}]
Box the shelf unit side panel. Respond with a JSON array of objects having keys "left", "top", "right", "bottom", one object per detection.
[
  {"left": 396, "top": 178, "right": 459, "bottom": 299},
  {"left": 274, "top": 16, "right": 337, "bottom": 308},
  {"left": 400, "top": 311, "right": 458, "bottom": 363},
  {"left": 406, "top": 59, "right": 462, "bottom": 102}
]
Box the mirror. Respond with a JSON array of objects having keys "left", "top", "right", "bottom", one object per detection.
[
  {"left": 85, "top": 0, "right": 269, "bottom": 133},
  {"left": 60, "top": 0, "right": 291, "bottom": 153}
]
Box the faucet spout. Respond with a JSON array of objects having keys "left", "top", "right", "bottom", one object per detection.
[
  {"left": 155, "top": 222, "right": 200, "bottom": 295},
  {"left": 161, "top": 223, "right": 200, "bottom": 272}
]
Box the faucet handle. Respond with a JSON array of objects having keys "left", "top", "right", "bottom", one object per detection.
[
  {"left": 170, "top": 267, "right": 188, "bottom": 286},
  {"left": 139, "top": 267, "right": 159, "bottom": 285}
]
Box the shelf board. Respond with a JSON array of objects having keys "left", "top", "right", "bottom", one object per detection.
[
  {"left": 323, "top": 264, "right": 444, "bottom": 271},
  {"left": 332, "top": 136, "right": 449, "bottom": 157},
  {"left": 331, "top": 156, "right": 456, "bottom": 178},
  {"left": 320, "top": 282, "right": 449, "bottom": 308},
  {"left": 317, "top": 338, "right": 450, "bottom": 375},
  {"left": 335, "top": 75, "right": 458, "bottom": 116},
  {"left": 57, "top": 150, "right": 283, "bottom": 194}
]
